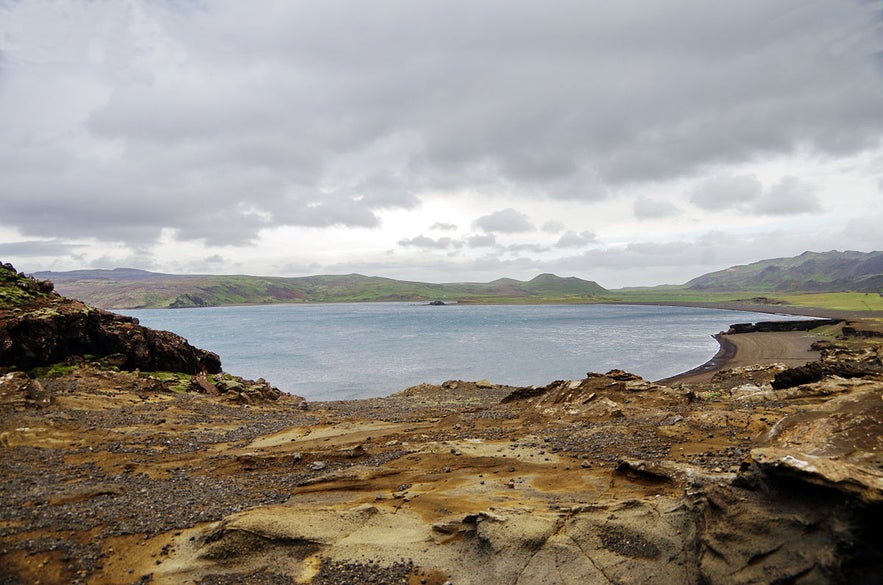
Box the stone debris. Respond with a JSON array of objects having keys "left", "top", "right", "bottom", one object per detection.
[{"left": 2, "top": 261, "right": 883, "bottom": 584}]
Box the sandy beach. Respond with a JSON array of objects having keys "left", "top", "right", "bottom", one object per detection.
[
  {"left": 658, "top": 329, "right": 823, "bottom": 385},
  {"left": 653, "top": 304, "right": 883, "bottom": 385}
]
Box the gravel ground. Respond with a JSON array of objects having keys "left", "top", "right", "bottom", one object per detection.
[{"left": 2, "top": 347, "right": 873, "bottom": 584}]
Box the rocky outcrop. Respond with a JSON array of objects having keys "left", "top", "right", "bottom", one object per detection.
[
  {"left": 727, "top": 318, "right": 841, "bottom": 334},
  {"left": 0, "top": 262, "right": 220, "bottom": 374},
  {"left": 502, "top": 370, "right": 685, "bottom": 421},
  {"left": 771, "top": 344, "right": 883, "bottom": 389},
  {"left": 2, "top": 341, "right": 881, "bottom": 583},
  {"left": 842, "top": 325, "right": 883, "bottom": 339},
  {"left": 184, "top": 427, "right": 883, "bottom": 585},
  {"left": 195, "top": 371, "right": 285, "bottom": 402},
  {"left": 2, "top": 259, "right": 882, "bottom": 584}
]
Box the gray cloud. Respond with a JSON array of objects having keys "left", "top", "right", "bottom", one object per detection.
[
  {"left": 0, "top": 1, "right": 880, "bottom": 279},
  {"left": 466, "top": 234, "right": 497, "bottom": 248},
  {"left": 507, "top": 243, "right": 550, "bottom": 254},
  {"left": 472, "top": 208, "right": 535, "bottom": 234},
  {"left": 752, "top": 176, "right": 823, "bottom": 216},
  {"left": 634, "top": 197, "right": 680, "bottom": 220},
  {"left": 0, "top": 240, "right": 85, "bottom": 258},
  {"left": 398, "top": 235, "right": 460, "bottom": 250},
  {"left": 689, "top": 175, "right": 821, "bottom": 217},
  {"left": 430, "top": 222, "right": 458, "bottom": 231},
  {"left": 690, "top": 175, "right": 763, "bottom": 211},
  {"left": 353, "top": 171, "right": 421, "bottom": 209},
  {"left": 555, "top": 230, "right": 597, "bottom": 248},
  {"left": 541, "top": 221, "right": 566, "bottom": 234}
]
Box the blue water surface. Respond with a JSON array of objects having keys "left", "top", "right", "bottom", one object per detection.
[{"left": 123, "top": 303, "right": 802, "bottom": 401}]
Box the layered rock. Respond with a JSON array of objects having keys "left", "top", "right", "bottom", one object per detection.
[
  {"left": 2, "top": 259, "right": 882, "bottom": 584},
  {"left": 772, "top": 342, "right": 883, "bottom": 389},
  {"left": 0, "top": 262, "right": 220, "bottom": 374},
  {"left": 727, "top": 318, "right": 841, "bottom": 334}
]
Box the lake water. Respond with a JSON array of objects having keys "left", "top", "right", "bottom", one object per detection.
[{"left": 123, "top": 303, "right": 801, "bottom": 401}]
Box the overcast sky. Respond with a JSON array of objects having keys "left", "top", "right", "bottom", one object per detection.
[{"left": 1, "top": 1, "right": 881, "bottom": 287}]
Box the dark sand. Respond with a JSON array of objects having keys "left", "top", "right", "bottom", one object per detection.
[
  {"left": 658, "top": 329, "right": 823, "bottom": 385},
  {"left": 642, "top": 299, "right": 883, "bottom": 385}
]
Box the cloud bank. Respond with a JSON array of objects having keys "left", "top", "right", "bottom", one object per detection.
[{"left": 0, "top": 1, "right": 880, "bottom": 286}]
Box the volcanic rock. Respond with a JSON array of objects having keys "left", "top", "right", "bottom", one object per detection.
[
  {"left": 2, "top": 260, "right": 883, "bottom": 584},
  {"left": 0, "top": 262, "right": 220, "bottom": 374}
]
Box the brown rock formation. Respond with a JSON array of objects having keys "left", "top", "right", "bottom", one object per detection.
[
  {"left": 1, "top": 261, "right": 881, "bottom": 584},
  {"left": 0, "top": 262, "right": 220, "bottom": 374}
]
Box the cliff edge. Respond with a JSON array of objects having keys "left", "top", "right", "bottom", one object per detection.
[{"left": 0, "top": 262, "right": 221, "bottom": 374}]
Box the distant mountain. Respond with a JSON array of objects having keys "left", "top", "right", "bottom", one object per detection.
[
  {"left": 686, "top": 250, "right": 883, "bottom": 292},
  {"left": 38, "top": 267, "right": 184, "bottom": 282},
  {"left": 30, "top": 269, "right": 608, "bottom": 309}
]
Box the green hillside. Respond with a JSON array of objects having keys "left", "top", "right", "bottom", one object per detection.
[
  {"left": 685, "top": 250, "right": 883, "bottom": 292},
  {"left": 27, "top": 250, "right": 883, "bottom": 312},
  {"left": 609, "top": 250, "right": 883, "bottom": 314},
  {"left": 32, "top": 270, "right": 608, "bottom": 309}
]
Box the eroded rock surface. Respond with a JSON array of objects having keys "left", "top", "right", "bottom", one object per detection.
[
  {"left": 0, "top": 262, "right": 220, "bottom": 374},
  {"left": 2, "top": 351, "right": 881, "bottom": 584},
  {"left": 1, "top": 262, "right": 882, "bottom": 584}
]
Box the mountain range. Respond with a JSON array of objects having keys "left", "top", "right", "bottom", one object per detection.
[
  {"left": 32, "top": 270, "right": 608, "bottom": 309},
  {"left": 685, "top": 250, "right": 883, "bottom": 292},
  {"left": 30, "top": 250, "right": 882, "bottom": 309}
]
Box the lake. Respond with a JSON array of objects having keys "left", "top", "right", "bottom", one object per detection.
[{"left": 123, "top": 303, "right": 800, "bottom": 401}]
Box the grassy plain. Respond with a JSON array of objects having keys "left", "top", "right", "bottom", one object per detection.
[
  {"left": 608, "top": 289, "right": 883, "bottom": 313},
  {"left": 770, "top": 292, "right": 883, "bottom": 312},
  {"left": 34, "top": 266, "right": 883, "bottom": 313}
]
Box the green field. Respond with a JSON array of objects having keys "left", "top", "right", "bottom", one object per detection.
[
  {"left": 608, "top": 289, "right": 883, "bottom": 313},
  {"left": 772, "top": 292, "right": 883, "bottom": 312},
  {"left": 46, "top": 272, "right": 609, "bottom": 309},
  {"left": 607, "top": 290, "right": 756, "bottom": 303}
]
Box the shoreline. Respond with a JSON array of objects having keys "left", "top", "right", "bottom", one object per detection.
[
  {"left": 615, "top": 299, "right": 883, "bottom": 320},
  {"left": 656, "top": 333, "right": 738, "bottom": 385},
  {"left": 127, "top": 299, "right": 879, "bottom": 395},
  {"left": 658, "top": 317, "right": 863, "bottom": 386},
  {"left": 646, "top": 303, "right": 882, "bottom": 385}
]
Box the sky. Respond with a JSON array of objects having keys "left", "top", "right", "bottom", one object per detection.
[{"left": 1, "top": 1, "right": 882, "bottom": 288}]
